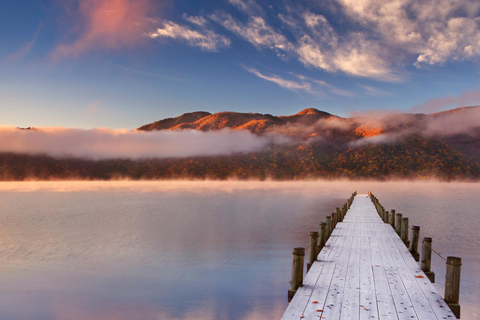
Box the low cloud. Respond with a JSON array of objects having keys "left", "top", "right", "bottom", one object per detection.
[
  {"left": 0, "top": 127, "right": 288, "bottom": 160},
  {"left": 410, "top": 89, "right": 480, "bottom": 114},
  {"left": 424, "top": 106, "right": 480, "bottom": 136},
  {"left": 350, "top": 134, "right": 401, "bottom": 148},
  {"left": 350, "top": 104, "right": 480, "bottom": 147}
]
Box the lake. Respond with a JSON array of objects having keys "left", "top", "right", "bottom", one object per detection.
[{"left": 0, "top": 181, "right": 478, "bottom": 319}]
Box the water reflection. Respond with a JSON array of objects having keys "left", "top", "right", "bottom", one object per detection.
[{"left": 0, "top": 181, "right": 478, "bottom": 319}]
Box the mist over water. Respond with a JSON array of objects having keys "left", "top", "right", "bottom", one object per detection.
[{"left": 0, "top": 180, "right": 478, "bottom": 319}]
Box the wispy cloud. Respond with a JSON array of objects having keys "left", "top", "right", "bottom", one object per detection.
[
  {"left": 291, "top": 13, "right": 403, "bottom": 81},
  {"left": 336, "top": 0, "right": 480, "bottom": 68},
  {"left": 245, "top": 67, "right": 315, "bottom": 94},
  {"left": 2, "top": 26, "right": 41, "bottom": 64},
  {"left": 209, "top": 5, "right": 403, "bottom": 81},
  {"left": 148, "top": 17, "right": 230, "bottom": 52},
  {"left": 85, "top": 98, "right": 102, "bottom": 115},
  {"left": 51, "top": 0, "right": 480, "bottom": 80},
  {"left": 358, "top": 84, "right": 390, "bottom": 96},
  {"left": 410, "top": 89, "right": 480, "bottom": 113},
  {"left": 215, "top": 0, "right": 480, "bottom": 80},
  {"left": 0, "top": 127, "right": 287, "bottom": 160},
  {"left": 52, "top": 0, "right": 156, "bottom": 59},
  {"left": 228, "top": 0, "right": 264, "bottom": 16},
  {"left": 292, "top": 73, "right": 355, "bottom": 97},
  {"left": 210, "top": 11, "right": 289, "bottom": 53}
]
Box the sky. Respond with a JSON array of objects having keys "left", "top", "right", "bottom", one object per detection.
[{"left": 1, "top": 0, "right": 480, "bottom": 130}]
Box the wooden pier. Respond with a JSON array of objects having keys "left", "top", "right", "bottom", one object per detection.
[{"left": 282, "top": 194, "right": 459, "bottom": 320}]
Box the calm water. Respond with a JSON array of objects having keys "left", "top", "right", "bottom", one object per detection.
[{"left": 0, "top": 181, "right": 478, "bottom": 319}]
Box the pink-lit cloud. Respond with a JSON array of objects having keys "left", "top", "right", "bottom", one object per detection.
[
  {"left": 0, "top": 127, "right": 288, "bottom": 160},
  {"left": 52, "top": 0, "right": 157, "bottom": 59}
]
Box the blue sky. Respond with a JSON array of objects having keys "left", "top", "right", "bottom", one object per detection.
[{"left": 1, "top": 0, "right": 480, "bottom": 129}]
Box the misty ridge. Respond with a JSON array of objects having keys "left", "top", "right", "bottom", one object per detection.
[{"left": 0, "top": 106, "right": 480, "bottom": 181}]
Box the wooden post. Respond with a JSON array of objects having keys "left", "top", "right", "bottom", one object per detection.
[
  {"left": 444, "top": 256, "right": 461, "bottom": 318},
  {"left": 326, "top": 216, "right": 332, "bottom": 239},
  {"left": 395, "top": 213, "right": 403, "bottom": 236},
  {"left": 307, "top": 231, "right": 319, "bottom": 271},
  {"left": 401, "top": 217, "right": 409, "bottom": 247},
  {"left": 409, "top": 226, "right": 420, "bottom": 261},
  {"left": 421, "top": 237, "right": 435, "bottom": 283},
  {"left": 389, "top": 209, "right": 395, "bottom": 226},
  {"left": 385, "top": 211, "right": 389, "bottom": 224},
  {"left": 288, "top": 247, "right": 305, "bottom": 302},
  {"left": 335, "top": 208, "right": 341, "bottom": 225},
  {"left": 318, "top": 222, "right": 327, "bottom": 252}
]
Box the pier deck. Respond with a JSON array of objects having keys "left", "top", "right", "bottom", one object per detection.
[{"left": 282, "top": 195, "right": 457, "bottom": 320}]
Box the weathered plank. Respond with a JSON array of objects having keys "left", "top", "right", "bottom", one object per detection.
[{"left": 281, "top": 194, "right": 457, "bottom": 320}]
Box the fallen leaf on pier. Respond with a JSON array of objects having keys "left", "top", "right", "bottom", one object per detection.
[
  {"left": 375, "top": 265, "right": 380, "bottom": 267},
  {"left": 312, "top": 300, "right": 318, "bottom": 303},
  {"left": 414, "top": 275, "right": 424, "bottom": 278},
  {"left": 300, "top": 315, "right": 304, "bottom": 318},
  {"left": 316, "top": 309, "right": 323, "bottom": 312},
  {"left": 364, "top": 307, "right": 370, "bottom": 311}
]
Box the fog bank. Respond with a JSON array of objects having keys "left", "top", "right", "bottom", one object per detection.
[{"left": 0, "top": 127, "right": 288, "bottom": 159}]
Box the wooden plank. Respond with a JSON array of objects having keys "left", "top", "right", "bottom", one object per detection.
[
  {"left": 340, "top": 225, "right": 361, "bottom": 320},
  {"left": 282, "top": 222, "right": 345, "bottom": 319},
  {"left": 359, "top": 235, "right": 379, "bottom": 320},
  {"left": 369, "top": 225, "right": 400, "bottom": 320},
  {"left": 282, "top": 262, "right": 325, "bottom": 319},
  {"left": 321, "top": 223, "right": 355, "bottom": 320},
  {"left": 281, "top": 195, "right": 456, "bottom": 320},
  {"left": 383, "top": 225, "right": 456, "bottom": 319},
  {"left": 301, "top": 261, "right": 336, "bottom": 318},
  {"left": 384, "top": 267, "right": 418, "bottom": 319}
]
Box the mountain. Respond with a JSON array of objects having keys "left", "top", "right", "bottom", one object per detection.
[
  {"left": 138, "top": 106, "right": 480, "bottom": 163},
  {"left": 137, "top": 108, "right": 339, "bottom": 134},
  {"left": 0, "top": 106, "right": 479, "bottom": 181}
]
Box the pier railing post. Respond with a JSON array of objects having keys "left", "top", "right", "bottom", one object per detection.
[
  {"left": 409, "top": 226, "right": 420, "bottom": 261},
  {"left": 444, "top": 256, "right": 461, "bottom": 318},
  {"left": 288, "top": 247, "right": 305, "bottom": 302},
  {"left": 395, "top": 213, "right": 403, "bottom": 236},
  {"left": 318, "top": 222, "right": 327, "bottom": 252},
  {"left": 401, "top": 217, "right": 409, "bottom": 247},
  {"left": 389, "top": 209, "right": 395, "bottom": 226},
  {"left": 421, "top": 237, "right": 435, "bottom": 283},
  {"left": 307, "top": 232, "right": 319, "bottom": 271},
  {"left": 326, "top": 216, "right": 332, "bottom": 239},
  {"left": 335, "top": 208, "right": 341, "bottom": 226}
]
